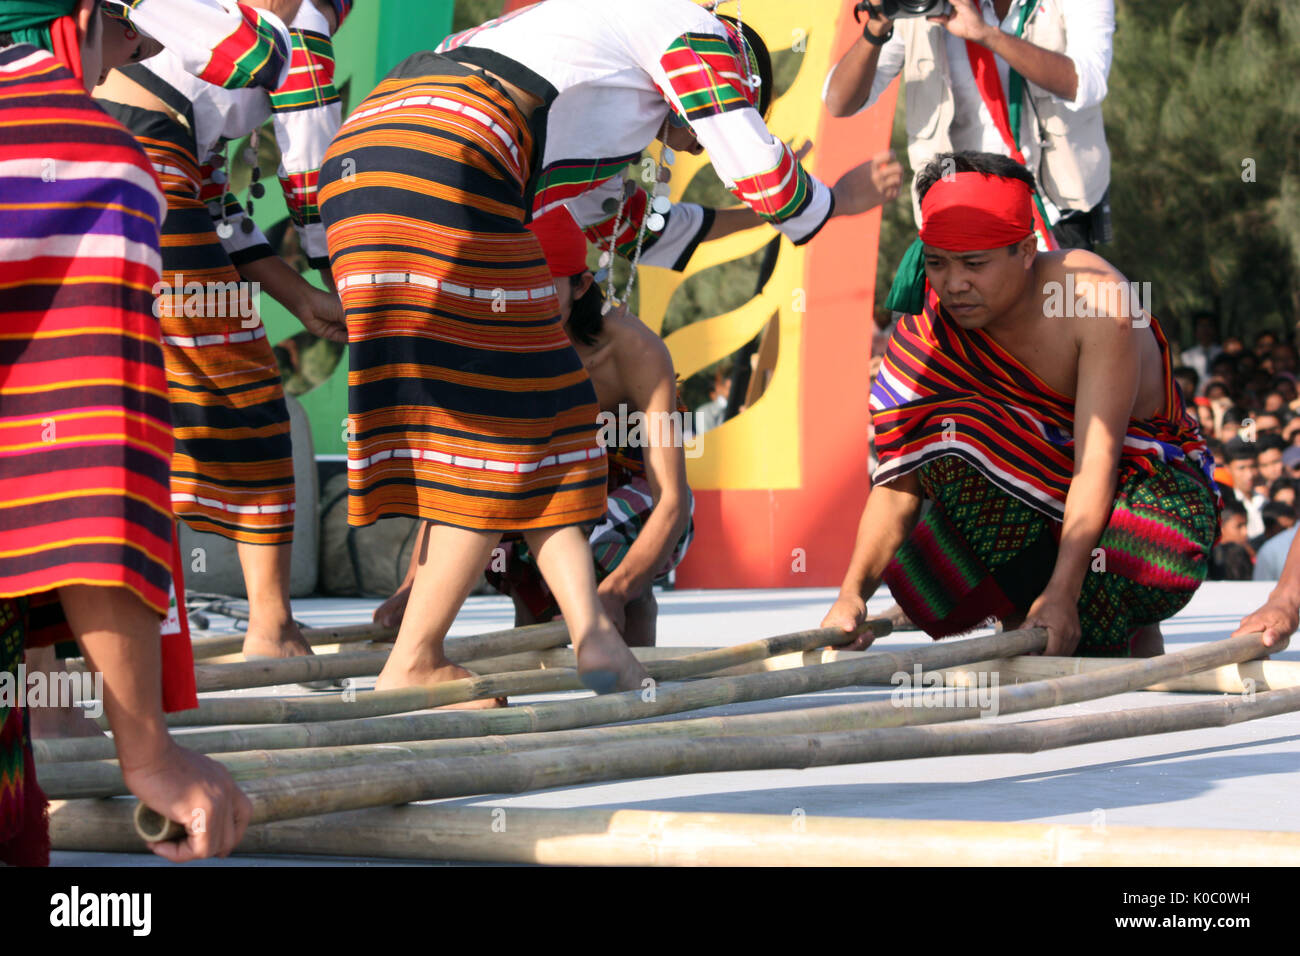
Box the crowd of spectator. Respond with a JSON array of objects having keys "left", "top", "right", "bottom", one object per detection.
[{"left": 1173, "top": 314, "right": 1300, "bottom": 580}]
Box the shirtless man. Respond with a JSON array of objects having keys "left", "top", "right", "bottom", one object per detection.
[{"left": 823, "top": 151, "right": 1220, "bottom": 658}]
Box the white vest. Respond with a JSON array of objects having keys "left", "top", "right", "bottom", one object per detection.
[{"left": 899, "top": 9, "right": 1110, "bottom": 222}]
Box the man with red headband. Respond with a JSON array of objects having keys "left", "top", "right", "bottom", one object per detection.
[
  {"left": 374, "top": 209, "right": 694, "bottom": 648},
  {"left": 823, "top": 151, "right": 1220, "bottom": 658},
  {"left": 0, "top": 0, "right": 250, "bottom": 864}
]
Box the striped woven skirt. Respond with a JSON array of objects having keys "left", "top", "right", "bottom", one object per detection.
[
  {"left": 102, "top": 102, "right": 296, "bottom": 545},
  {"left": 319, "top": 51, "right": 607, "bottom": 532},
  {"left": 882, "top": 455, "right": 1219, "bottom": 656},
  {"left": 0, "top": 141, "right": 176, "bottom": 614}
]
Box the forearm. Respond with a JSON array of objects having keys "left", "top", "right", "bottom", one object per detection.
[
  {"left": 839, "top": 472, "right": 923, "bottom": 601},
  {"left": 1269, "top": 536, "right": 1300, "bottom": 609},
  {"left": 601, "top": 495, "right": 690, "bottom": 601},
  {"left": 237, "top": 255, "right": 314, "bottom": 319},
  {"left": 1045, "top": 468, "right": 1116, "bottom": 599},
  {"left": 704, "top": 206, "right": 765, "bottom": 242},
  {"left": 825, "top": 35, "right": 886, "bottom": 117},
  {"left": 979, "top": 29, "right": 1078, "bottom": 102},
  {"left": 64, "top": 595, "right": 171, "bottom": 772}
]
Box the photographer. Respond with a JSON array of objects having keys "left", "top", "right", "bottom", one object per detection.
[{"left": 824, "top": 0, "right": 1115, "bottom": 250}]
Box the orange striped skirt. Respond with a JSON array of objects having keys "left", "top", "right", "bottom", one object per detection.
[
  {"left": 103, "top": 101, "right": 296, "bottom": 545},
  {"left": 319, "top": 51, "right": 606, "bottom": 532}
]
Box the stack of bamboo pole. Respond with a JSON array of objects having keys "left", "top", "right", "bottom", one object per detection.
[{"left": 40, "top": 606, "right": 1296, "bottom": 864}]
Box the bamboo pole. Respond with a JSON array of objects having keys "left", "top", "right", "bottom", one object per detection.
[
  {"left": 715, "top": 648, "right": 1300, "bottom": 695},
  {"left": 36, "top": 627, "right": 1047, "bottom": 764},
  {"left": 47, "top": 800, "right": 1300, "bottom": 866},
  {"left": 189, "top": 621, "right": 400, "bottom": 660},
  {"left": 935, "top": 654, "right": 1300, "bottom": 694},
  {"left": 190, "top": 621, "right": 572, "bottom": 692},
  {"left": 167, "top": 622, "right": 891, "bottom": 727},
  {"left": 133, "top": 669, "right": 1299, "bottom": 843},
  {"left": 43, "top": 632, "right": 1277, "bottom": 801}
]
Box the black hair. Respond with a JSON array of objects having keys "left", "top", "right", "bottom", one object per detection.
[
  {"left": 1172, "top": 365, "right": 1199, "bottom": 387},
  {"left": 1208, "top": 542, "right": 1253, "bottom": 581},
  {"left": 1221, "top": 497, "right": 1248, "bottom": 518},
  {"left": 915, "top": 151, "right": 1037, "bottom": 204},
  {"left": 1263, "top": 500, "right": 1296, "bottom": 523},
  {"left": 1221, "top": 407, "right": 1248, "bottom": 427},
  {"left": 1257, "top": 434, "right": 1287, "bottom": 454},
  {"left": 566, "top": 274, "right": 605, "bottom": 347},
  {"left": 1270, "top": 477, "right": 1300, "bottom": 499},
  {"left": 1223, "top": 438, "right": 1259, "bottom": 464},
  {"left": 716, "top": 15, "right": 775, "bottom": 120}
]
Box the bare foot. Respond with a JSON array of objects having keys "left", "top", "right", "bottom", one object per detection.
[
  {"left": 1129, "top": 624, "right": 1164, "bottom": 658},
  {"left": 241, "top": 618, "right": 314, "bottom": 660},
  {"left": 373, "top": 582, "right": 412, "bottom": 629},
  {"left": 29, "top": 703, "right": 106, "bottom": 739},
  {"left": 575, "top": 628, "right": 651, "bottom": 694},
  {"left": 373, "top": 660, "right": 506, "bottom": 709}
]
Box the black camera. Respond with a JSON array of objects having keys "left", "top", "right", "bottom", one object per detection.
[{"left": 855, "top": 0, "right": 954, "bottom": 19}]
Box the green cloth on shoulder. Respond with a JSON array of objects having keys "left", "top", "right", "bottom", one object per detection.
[{"left": 0, "top": 0, "right": 78, "bottom": 52}]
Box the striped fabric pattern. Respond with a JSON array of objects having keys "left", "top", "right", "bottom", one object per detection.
[
  {"left": 269, "top": 28, "right": 339, "bottom": 113},
  {"left": 532, "top": 153, "right": 638, "bottom": 220},
  {"left": 106, "top": 0, "right": 292, "bottom": 91},
  {"left": 0, "top": 46, "right": 174, "bottom": 616},
  {"left": 320, "top": 56, "right": 608, "bottom": 532},
  {"left": 729, "top": 143, "right": 813, "bottom": 225},
  {"left": 193, "top": 2, "right": 291, "bottom": 91},
  {"left": 269, "top": 28, "right": 337, "bottom": 232},
  {"left": 871, "top": 288, "right": 1218, "bottom": 519},
  {"left": 884, "top": 454, "right": 1217, "bottom": 655},
  {"left": 100, "top": 102, "right": 296, "bottom": 544},
  {"left": 659, "top": 32, "right": 754, "bottom": 122}
]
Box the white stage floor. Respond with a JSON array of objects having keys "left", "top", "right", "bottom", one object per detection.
[{"left": 52, "top": 581, "right": 1300, "bottom": 866}]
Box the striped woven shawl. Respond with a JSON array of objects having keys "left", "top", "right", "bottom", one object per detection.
[{"left": 871, "top": 288, "right": 1217, "bottom": 519}]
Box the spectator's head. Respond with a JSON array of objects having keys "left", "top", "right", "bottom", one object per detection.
[
  {"left": 1272, "top": 343, "right": 1298, "bottom": 376},
  {"left": 1257, "top": 434, "right": 1287, "bottom": 483},
  {"left": 1284, "top": 445, "right": 1300, "bottom": 478},
  {"left": 1192, "top": 312, "right": 1218, "bottom": 348},
  {"left": 1172, "top": 366, "right": 1198, "bottom": 404},
  {"left": 1254, "top": 412, "right": 1283, "bottom": 437},
  {"left": 1274, "top": 376, "right": 1298, "bottom": 404},
  {"left": 1261, "top": 500, "right": 1297, "bottom": 541},
  {"left": 1219, "top": 499, "right": 1250, "bottom": 547},
  {"left": 1204, "top": 380, "right": 1232, "bottom": 404},
  {"left": 1224, "top": 439, "right": 1260, "bottom": 492},
  {"left": 1263, "top": 390, "right": 1287, "bottom": 414},
  {"left": 1270, "top": 477, "right": 1299, "bottom": 507},
  {"left": 1209, "top": 354, "right": 1237, "bottom": 384},
  {"left": 1209, "top": 542, "right": 1253, "bottom": 580},
  {"left": 1255, "top": 330, "right": 1279, "bottom": 357},
  {"left": 1195, "top": 398, "right": 1215, "bottom": 434},
  {"left": 1223, "top": 337, "right": 1244, "bottom": 355},
  {"left": 1220, "top": 407, "right": 1247, "bottom": 443}
]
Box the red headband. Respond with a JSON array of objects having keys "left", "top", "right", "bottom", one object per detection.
[
  {"left": 919, "top": 172, "right": 1033, "bottom": 251},
  {"left": 527, "top": 207, "right": 589, "bottom": 278}
]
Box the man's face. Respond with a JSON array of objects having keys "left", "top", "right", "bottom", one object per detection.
[
  {"left": 1256, "top": 334, "right": 1277, "bottom": 357},
  {"left": 1195, "top": 317, "right": 1216, "bottom": 346},
  {"left": 1259, "top": 448, "right": 1284, "bottom": 482},
  {"left": 923, "top": 238, "right": 1034, "bottom": 330},
  {"left": 1256, "top": 414, "right": 1282, "bottom": 435},
  {"left": 97, "top": 13, "right": 162, "bottom": 85},
  {"left": 1229, "top": 456, "right": 1260, "bottom": 491},
  {"left": 1221, "top": 513, "right": 1248, "bottom": 545},
  {"left": 554, "top": 271, "right": 593, "bottom": 331}
]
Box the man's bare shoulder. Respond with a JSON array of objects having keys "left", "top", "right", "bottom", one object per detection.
[
  {"left": 1035, "top": 248, "right": 1128, "bottom": 287},
  {"left": 606, "top": 307, "right": 677, "bottom": 384}
]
